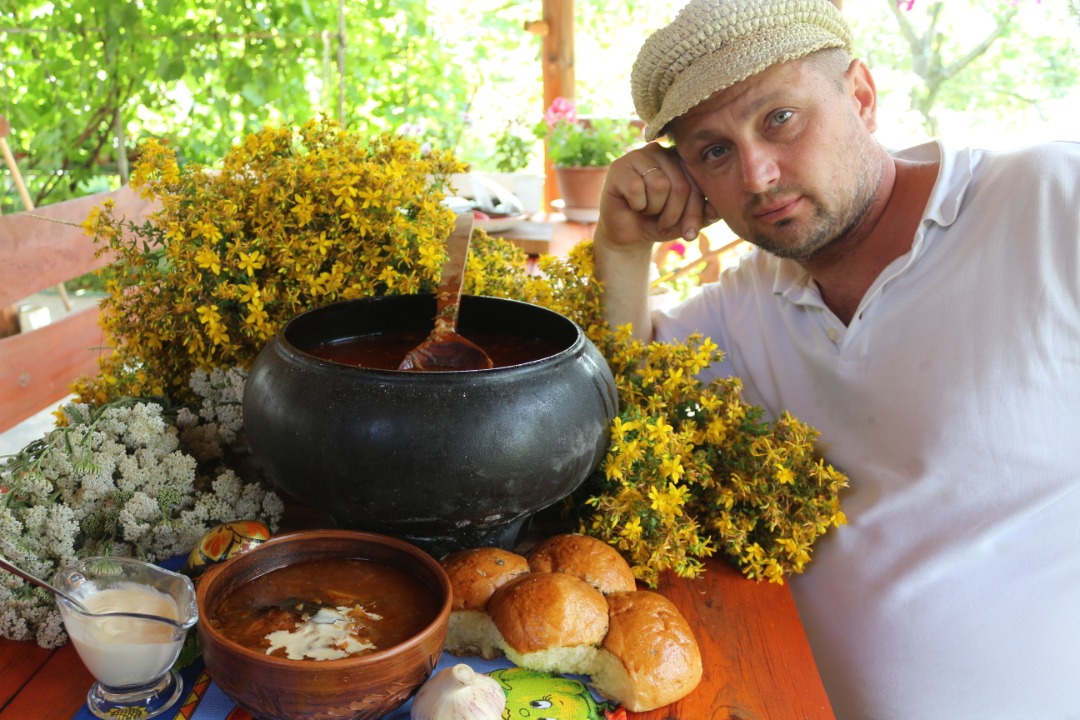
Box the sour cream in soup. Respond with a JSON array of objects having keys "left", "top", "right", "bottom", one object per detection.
[{"left": 61, "top": 582, "right": 184, "bottom": 688}]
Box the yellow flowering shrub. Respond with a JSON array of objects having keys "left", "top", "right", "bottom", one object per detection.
[
  {"left": 580, "top": 326, "right": 848, "bottom": 586},
  {"left": 77, "top": 118, "right": 466, "bottom": 404},
  {"left": 76, "top": 119, "right": 846, "bottom": 586},
  {"left": 503, "top": 244, "right": 848, "bottom": 586}
]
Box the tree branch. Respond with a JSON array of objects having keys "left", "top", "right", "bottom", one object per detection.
[{"left": 939, "top": 7, "right": 1020, "bottom": 79}]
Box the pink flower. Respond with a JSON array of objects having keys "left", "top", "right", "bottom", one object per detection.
[{"left": 545, "top": 97, "right": 577, "bottom": 128}]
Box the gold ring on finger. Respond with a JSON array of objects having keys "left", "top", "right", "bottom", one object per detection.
[{"left": 640, "top": 167, "right": 661, "bottom": 178}]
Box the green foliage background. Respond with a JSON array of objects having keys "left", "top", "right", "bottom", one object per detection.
[
  {"left": 0, "top": 0, "right": 682, "bottom": 214},
  {"left": 2, "top": 0, "right": 477, "bottom": 209},
  {"left": 2, "top": 0, "right": 1078, "bottom": 215}
]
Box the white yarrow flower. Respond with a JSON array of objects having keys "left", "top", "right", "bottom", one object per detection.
[{"left": 1, "top": 368, "right": 282, "bottom": 648}]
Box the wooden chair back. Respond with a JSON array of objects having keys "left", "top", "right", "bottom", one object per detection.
[{"left": 0, "top": 187, "right": 157, "bottom": 433}]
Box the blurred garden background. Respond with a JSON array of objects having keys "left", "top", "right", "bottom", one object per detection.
[{"left": 3, "top": 0, "right": 1080, "bottom": 215}]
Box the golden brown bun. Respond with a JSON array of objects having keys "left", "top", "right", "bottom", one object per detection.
[
  {"left": 591, "top": 590, "right": 704, "bottom": 712},
  {"left": 526, "top": 532, "right": 637, "bottom": 594},
  {"left": 441, "top": 547, "right": 530, "bottom": 612},
  {"left": 487, "top": 572, "right": 609, "bottom": 654}
]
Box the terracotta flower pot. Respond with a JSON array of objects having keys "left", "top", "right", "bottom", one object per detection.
[{"left": 555, "top": 166, "right": 609, "bottom": 223}]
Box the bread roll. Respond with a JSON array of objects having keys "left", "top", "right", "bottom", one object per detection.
[
  {"left": 487, "top": 571, "right": 609, "bottom": 676},
  {"left": 442, "top": 547, "right": 530, "bottom": 611},
  {"left": 526, "top": 532, "right": 636, "bottom": 594},
  {"left": 590, "top": 590, "right": 703, "bottom": 712},
  {"left": 445, "top": 609, "right": 503, "bottom": 660},
  {"left": 442, "top": 547, "right": 530, "bottom": 659},
  {"left": 488, "top": 572, "right": 609, "bottom": 653}
]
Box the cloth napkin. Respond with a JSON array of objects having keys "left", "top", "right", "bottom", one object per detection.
[{"left": 70, "top": 652, "right": 626, "bottom": 720}]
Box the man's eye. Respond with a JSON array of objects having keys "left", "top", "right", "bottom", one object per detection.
[
  {"left": 705, "top": 145, "right": 729, "bottom": 160},
  {"left": 772, "top": 110, "right": 794, "bottom": 125}
]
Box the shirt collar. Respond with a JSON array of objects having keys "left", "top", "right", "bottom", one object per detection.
[{"left": 892, "top": 139, "right": 971, "bottom": 229}]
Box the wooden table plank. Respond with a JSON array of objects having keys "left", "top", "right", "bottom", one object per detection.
[
  {"left": 0, "top": 640, "right": 56, "bottom": 709},
  {"left": 490, "top": 220, "right": 556, "bottom": 256},
  {"left": 634, "top": 559, "right": 834, "bottom": 720},
  {"left": 0, "top": 641, "right": 92, "bottom": 720},
  {"left": 495, "top": 217, "right": 594, "bottom": 258}
]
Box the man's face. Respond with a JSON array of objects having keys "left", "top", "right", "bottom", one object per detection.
[{"left": 669, "top": 55, "right": 882, "bottom": 262}]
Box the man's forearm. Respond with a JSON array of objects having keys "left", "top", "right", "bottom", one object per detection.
[{"left": 593, "top": 224, "right": 656, "bottom": 342}]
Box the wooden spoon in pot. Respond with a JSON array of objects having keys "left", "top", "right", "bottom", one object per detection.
[{"left": 398, "top": 213, "right": 494, "bottom": 371}]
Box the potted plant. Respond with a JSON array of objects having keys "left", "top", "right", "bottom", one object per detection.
[
  {"left": 535, "top": 97, "right": 640, "bottom": 221},
  {"left": 493, "top": 119, "right": 536, "bottom": 173},
  {"left": 487, "top": 119, "right": 544, "bottom": 215}
]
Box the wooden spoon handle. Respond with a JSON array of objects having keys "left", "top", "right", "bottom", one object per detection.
[{"left": 433, "top": 213, "right": 475, "bottom": 334}]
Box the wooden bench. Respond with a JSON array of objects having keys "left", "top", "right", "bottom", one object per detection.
[{"left": 0, "top": 186, "right": 156, "bottom": 433}]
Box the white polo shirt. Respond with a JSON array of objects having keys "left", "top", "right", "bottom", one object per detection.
[{"left": 654, "top": 140, "right": 1080, "bottom": 719}]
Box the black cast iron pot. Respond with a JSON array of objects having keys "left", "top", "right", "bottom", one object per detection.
[{"left": 243, "top": 294, "right": 618, "bottom": 558}]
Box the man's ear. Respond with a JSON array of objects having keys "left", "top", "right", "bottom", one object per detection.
[{"left": 847, "top": 59, "right": 878, "bottom": 134}]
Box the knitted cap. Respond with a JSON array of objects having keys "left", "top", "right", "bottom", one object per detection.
[{"left": 632, "top": 0, "right": 853, "bottom": 141}]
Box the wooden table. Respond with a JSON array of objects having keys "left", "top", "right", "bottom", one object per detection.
[
  {"left": 491, "top": 216, "right": 594, "bottom": 259},
  {"left": 0, "top": 554, "right": 834, "bottom": 720}
]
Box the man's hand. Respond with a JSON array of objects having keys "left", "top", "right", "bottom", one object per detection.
[
  {"left": 598, "top": 141, "right": 716, "bottom": 248},
  {"left": 593, "top": 142, "right": 717, "bottom": 342}
]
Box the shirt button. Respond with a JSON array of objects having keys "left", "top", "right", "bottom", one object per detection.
[{"left": 827, "top": 328, "right": 839, "bottom": 342}]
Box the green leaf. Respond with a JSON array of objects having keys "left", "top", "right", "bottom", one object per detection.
[{"left": 158, "top": 55, "right": 187, "bottom": 82}]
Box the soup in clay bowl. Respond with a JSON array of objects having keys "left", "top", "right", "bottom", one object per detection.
[
  {"left": 243, "top": 294, "right": 618, "bottom": 557},
  {"left": 195, "top": 529, "right": 451, "bottom": 720}
]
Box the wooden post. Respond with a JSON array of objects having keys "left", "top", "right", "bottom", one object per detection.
[
  {"left": 0, "top": 116, "right": 22, "bottom": 337},
  {"left": 540, "top": 0, "right": 574, "bottom": 213}
]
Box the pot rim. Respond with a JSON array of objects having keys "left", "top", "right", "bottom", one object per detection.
[{"left": 278, "top": 294, "right": 588, "bottom": 377}]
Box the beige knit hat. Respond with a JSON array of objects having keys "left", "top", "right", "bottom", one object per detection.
[{"left": 632, "top": 0, "right": 853, "bottom": 141}]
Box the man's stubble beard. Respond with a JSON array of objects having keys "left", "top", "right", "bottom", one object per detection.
[{"left": 750, "top": 147, "right": 885, "bottom": 263}]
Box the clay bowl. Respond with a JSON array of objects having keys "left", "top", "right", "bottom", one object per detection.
[
  {"left": 243, "top": 294, "right": 618, "bottom": 557},
  {"left": 195, "top": 529, "right": 451, "bottom": 720}
]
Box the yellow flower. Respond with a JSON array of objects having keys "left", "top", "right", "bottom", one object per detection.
[
  {"left": 292, "top": 194, "right": 315, "bottom": 225},
  {"left": 196, "top": 304, "right": 221, "bottom": 326},
  {"left": 237, "top": 250, "right": 267, "bottom": 277},
  {"left": 659, "top": 454, "right": 685, "bottom": 482},
  {"left": 609, "top": 415, "right": 640, "bottom": 442},
  {"left": 237, "top": 283, "right": 261, "bottom": 305},
  {"left": 775, "top": 465, "right": 795, "bottom": 485},
  {"left": 195, "top": 247, "right": 222, "bottom": 275},
  {"left": 193, "top": 218, "right": 223, "bottom": 242},
  {"left": 647, "top": 483, "right": 686, "bottom": 520},
  {"left": 358, "top": 186, "right": 383, "bottom": 208},
  {"left": 245, "top": 305, "right": 270, "bottom": 329},
  {"left": 312, "top": 231, "right": 334, "bottom": 257},
  {"left": 621, "top": 516, "right": 643, "bottom": 542}
]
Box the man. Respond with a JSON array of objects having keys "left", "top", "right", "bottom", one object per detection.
[{"left": 594, "top": 0, "right": 1080, "bottom": 717}]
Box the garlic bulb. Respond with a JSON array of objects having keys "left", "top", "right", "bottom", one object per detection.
[{"left": 411, "top": 663, "right": 506, "bottom": 720}]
